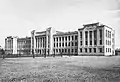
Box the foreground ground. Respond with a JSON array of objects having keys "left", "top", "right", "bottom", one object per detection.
[{"left": 0, "top": 56, "right": 120, "bottom": 82}]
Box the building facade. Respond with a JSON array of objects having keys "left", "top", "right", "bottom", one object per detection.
[
  {"left": 5, "top": 36, "right": 18, "bottom": 54},
  {"left": 78, "top": 22, "right": 115, "bottom": 56},
  {"left": 5, "top": 22, "right": 115, "bottom": 56},
  {"left": 5, "top": 36, "right": 31, "bottom": 55},
  {"left": 17, "top": 37, "right": 31, "bottom": 55},
  {"left": 53, "top": 31, "right": 78, "bottom": 55}
]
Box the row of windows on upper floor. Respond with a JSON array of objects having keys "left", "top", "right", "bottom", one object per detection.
[
  {"left": 54, "top": 48, "right": 78, "bottom": 53},
  {"left": 79, "top": 29, "right": 102, "bottom": 40},
  {"left": 54, "top": 42, "right": 78, "bottom": 47},
  {"left": 80, "top": 39, "right": 102, "bottom": 46},
  {"left": 54, "top": 35, "right": 78, "bottom": 42}
]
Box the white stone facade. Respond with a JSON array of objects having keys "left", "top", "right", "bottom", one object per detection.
[{"left": 78, "top": 22, "right": 115, "bottom": 56}]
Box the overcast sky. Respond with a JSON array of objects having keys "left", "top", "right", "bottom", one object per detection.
[{"left": 0, "top": 0, "right": 120, "bottom": 48}]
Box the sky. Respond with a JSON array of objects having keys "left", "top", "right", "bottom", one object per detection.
[{"left": 0, "top": 0, "right": 120, "bottom": 48}]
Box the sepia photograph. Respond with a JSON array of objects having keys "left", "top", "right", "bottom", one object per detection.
[{"left": 0, "top": 0, "right": 120, "bottom": 82}]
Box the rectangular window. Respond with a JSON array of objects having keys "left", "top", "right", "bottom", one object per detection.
[
  {"left": 59, "top": 43, "right": 61, "bottom": 47},
  {"left": 75, "top": 35, "right": 78, "bottom": 40},
  {"left": 54, "top": 38, "right": 55, "bottom": 42},
  {"left": 65, "top": 42, "right": 67, "bottom": 47},
  {"left": 72, "top": 36, "right": 74, "bottom": 40},
  {"left": 56, "top": 37, "right": 58, "bottom": 42},
  {"left": 85, "top": 41, "right": 88, "bottom": 45},
  {"left": 72, "top": 42, "right": 74, "bottom": 46},
  {"left": 99, "top": 48, "right": 102, "bottom": 53},
  {"left": 100, "top": 40, "right": 102, "bottom": 45},
  {"left": 90, "top": 41, "right": 92, "bottom": 45},
  {"left": 57, "top": 43, "right": 58, "bottom": 47},
  {"left": 75, "top": 49, "right": 77, "bottom": 52},
  {"left": 68, "top": 42, "right": 70, "bottom": 46},
  {"left": 62, "top": 37, "right": 64, "bottom": 41},
  {"left": 93, "top": 48, "right": 96, "bottom": 53},
  {"left": 65, "top": 49, "right": 67, "bottom": 53},
  {"left": 56, "top": 49, "right": 58, "bottom": 53},
  {"left": 65, "top": 36, "right": 67, "bottom": 41},
  {"left": 75, "top": 42, "right": 78, "bottom": 46},
  {"left": 80, "top": 41, "right": 82, "bottom": 46},
  {"left": 80, "top": 32, "right": 82, "bottom": 39},
  {"left": 72, "top": 49, "right": 74, "bottom": 52},
  {"left": 62, "top": 43, "right": 64, "bottom": 47},
  {"left": 68, "top": 36, "right": 70, "bottom": 41},
  {"left": 59, "top": 37, "right": 61, "bottom": 41},
  {"left": 80, "top": 48, "right": 82, "bottom": 53},
  {"left": 89, "top": 48, "right": 92, "bottom": 53},
  {"left": 85, "top": 48, "right": 87, "bottom": 53}
]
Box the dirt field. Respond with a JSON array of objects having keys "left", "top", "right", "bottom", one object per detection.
[{"left": 0, "top": 56, "right": 120, "bottom": 82}]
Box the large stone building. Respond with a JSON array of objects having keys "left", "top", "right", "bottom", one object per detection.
[
  {"left": 5, "top": 22, "right": 115, "bottom": 56},
  {"left": 5, "top": 36, "right": 31, "bottom": 55},
  {"left": 17, "top": 37, "right": 31, "bottom": 55},
  {"left": 5, "top": 36, "right": 18, "bottom": 54},
  {"left": 78, "top": 22, "right": 115, "bottom": 56}
]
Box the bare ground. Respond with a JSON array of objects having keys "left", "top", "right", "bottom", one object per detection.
[{"left": 0, "top": 56, "right": 120, "bottom": 82}]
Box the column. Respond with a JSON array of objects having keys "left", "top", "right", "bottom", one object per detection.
[
  {"left": 92, "top": 31, "right": 94, "bottom": 47},
  {"left": 88, "top": 31, "right": 89, "bottom": 47}
]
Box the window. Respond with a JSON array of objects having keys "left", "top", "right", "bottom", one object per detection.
[
  {"left": 54, "top": 43, "right": 55, "bottom": 47},
  {"left": 62, "top": 49, "right": 64, "bottom": 53},
  {"left": 106, "top": 30, "right": 107, "bottom": 37},
  {"left": 54, "top": 37, "right": 56, "bottom": 42},
  {"left": 59, "top": 37, "right": 61, "bottom": 41},
  {"left": 106, "top": 48, "right": 107, "bottom": 52},
  {"left": 65, "top": 42, "right": 67, "bottom": 47},
  {"left": 85, "top": 41, "right": 88, "bottom": 45},
  {"left": 68, "top": 36, "right": 70, "bottom": 41},
  {"left": 72, "top": 36, "right": 74, "bottom": 40},
  {"left": 68, "top": 49, "right": 70, "bottom": 53},
  {"left": 85, "top": 48, "right": 87, "bottom": 53},
  {"left": 80, "top": 48, "right": 82, "bottom": 53},
  {"left": 100, "top": 40, "right": 102, "bottom": 45},
  {"left": 56, "top": 37, "right": 58, "bottom": 42},
  {"left": 99, "top": 29, "right": 102, "bottom": 39},
  {"left": 89, "top": 48, "right": 92, "bottom": 53},
  {"left": 99, "top": 48, "right": 102, "bottom": 53},
  {"left": 75, "top": 42, "right": 78, "bottom": 46},
  {"left": 59, "top": 43, "right": 61, "bottom": 47},
  {"left": 72, "top": 42, "right": 74, "bottom": 46},
  {"left": 57, "top": 43, "right": 58, "bottom": 47},
  {"left": 75, "top": 49, "right": 77, "bottom": 52},
  {"left": 68, "top": 42, "right": 70, "bottom": 46},
  {"left": 65, "top": 49, "right": 67, "bottom": 53},
  {"left": 65, "top": 36, "right": 67, "bottom": 41},
  {"left": 56, "top": 49, "right": 58, "bottom": 53},
  {"left": 80, "top": 41, "right": 82, "bottom": 46},
  {"left": 59, "top": 49, "right": 61, "bottom": 53},
  {"left": 75, "top": 35, "right": 78, "bottom": 40},
  {"left": 90, "top": 41, "right": 92, "bottom": 45},
  {"left": 85, "top": 31, "right": 88, "bottom": 40},
  {"left": 106, "top": 40, "right": 107, "bottom": 45},
  {"left": 80, "top": 32, "right": 82, "bottom": 39},
  {"left": 62, "top": 43, "right": 64, "bottom": 47},
  {"left": 72, "top": 49, "right": 74, "bottom": 52},
  {"left": 62, "top": 37, "right": 64, "bottom": 41},
  {"left": 93, "top": 48, "right": 96, "bottom": 53}
]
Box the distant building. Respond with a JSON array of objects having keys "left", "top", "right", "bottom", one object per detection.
[
  {"left": 17, "top": 37, "right": 31, "bottom": 55},
  {"left": 5, "top": 22, "right": 115, "bottom": 56},
  {"left": 53, "top": 31, "right": 78, "bottom": 55},
  {"left": 78, "top": 22, "right": 115, "bottom": 56},
  {"left": 5, "top": 36, "right": 18, "bottom": 54},
  {"left": 5, "top": 36, "right": 31, "bottom": 55}
]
